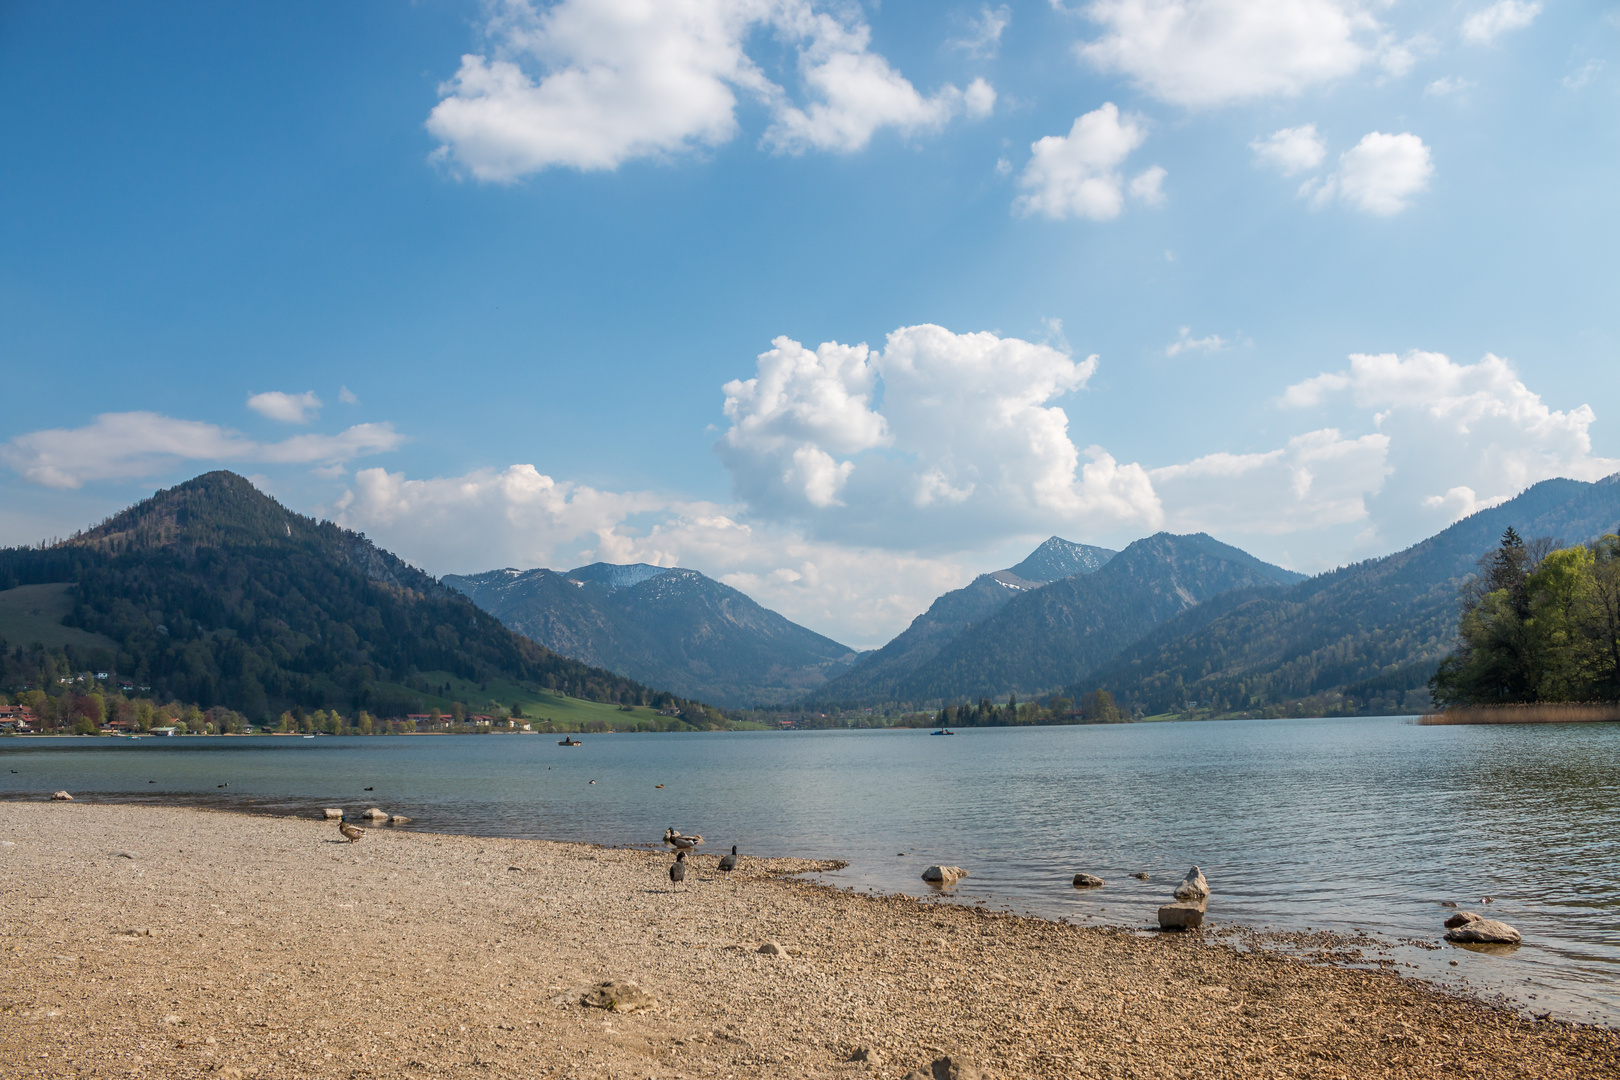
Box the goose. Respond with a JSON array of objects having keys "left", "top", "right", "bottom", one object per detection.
[
  {"left": 718, "top": 845, "right": 738, "bottom": 872},
  {"left": 669, "top": 850, "right": 687, "bottom": 889},
  {"left": 338, "top": 815, "right": 364, "bottom": 843}
]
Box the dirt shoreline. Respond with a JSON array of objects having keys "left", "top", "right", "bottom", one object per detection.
[{"left": 3, "top": 803, "right": 1618, "bottom": 1079}]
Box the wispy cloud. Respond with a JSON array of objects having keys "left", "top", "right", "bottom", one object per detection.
[
  {"left": 1461, "top": 0, "right": 1541, "bottom": 45},
  {"left": 247, "top": 390, "right": 322, "bottom": 424},
  {"left": 1, "top": 412, "right": 403, "bottom": 489},
  {"left": 951, "top": 4, "right": 1012, "bottom": 58},
  {"left": 1165, "top": 327, "right": 1230, "bottom": 356}
]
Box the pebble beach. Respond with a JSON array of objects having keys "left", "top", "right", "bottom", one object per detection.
[{"left": 3, "top": 802, "right": 1618, "bottom": 1079}]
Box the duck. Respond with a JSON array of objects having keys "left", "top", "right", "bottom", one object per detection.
[
  {"left": 718, "top": 845, "right": 738, "bottom": 872},
  {"left": 338, "top": 815, "right": 364, "bottom": 843},
  {"left": 664, "top": 829, "right": 704, "bottom": 852}
]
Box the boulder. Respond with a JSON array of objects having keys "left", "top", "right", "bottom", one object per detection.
[
  {"left": 1444, "top": 910, "right": 1482, "bottom": 929},
  {"left": 1072, "top": 873, "right": 1105, "bottom": 888},
  {"left": 1173, "top": 866, "right": 1210, "bottom": 902},
  {"left": 921, "top": 865, "right": 968, "bottom": 885},
  {"left": 1131, "top": 872, "right": 1149, "bottom": 881},
  {"left": 51, "top": 791, "right": 73, "bottom": 801},
  {"left": 361, "top": 808, "right": 388, "bottom": 821},
  {"left": 758, "top": 941, "right": 788, "bottom": 956},
  {"left": 1158, "top": 900, "right": 1207, "bottom": 930},
  {"left": 579, "top": 980, "right": 657, "bottom": 1013},
  {"left": 323, "top": 809, "right": 344, "bottom": 820},
  {"left": 1445, "top": 917, "right": 1521, "bottom": 945},
  {"left": 388, "top": 815, "right": 411, "bottom": 824}
]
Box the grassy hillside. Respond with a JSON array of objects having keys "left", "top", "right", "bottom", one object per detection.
[{"left": 0, "top": 583, "right": 118, "bottom": 653}]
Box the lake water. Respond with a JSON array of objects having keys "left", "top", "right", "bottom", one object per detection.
[{"left": 4, "top": 716, "right": 1618, "bottom": 1025}]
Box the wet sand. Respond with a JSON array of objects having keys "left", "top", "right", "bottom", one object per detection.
[{"left": 2, "top": 802, "right": 1617, "bottom": 1079}]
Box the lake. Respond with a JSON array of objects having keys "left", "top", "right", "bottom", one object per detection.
[{"left": 4, "top": 716, "right": 1617, "bottom": 1025}]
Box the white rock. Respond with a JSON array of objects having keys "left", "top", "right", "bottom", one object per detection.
[
  {"left": 1173, "top": 866, "right": 1210, "bottom": 901},
  {"left": 388, "top": 814, "right": 411, "bottom": 824},
  {"left": 51, "top": 791, "right": 73, "bottom": 801},
  {"left": 361, "top": 808, "right": 388, "bottom": 821},
  {"left": 322, "top": 809, "right": 344, "bottom": 820},
  {"left": 921, "top": 865, "right": 968, "bottom": 885}
]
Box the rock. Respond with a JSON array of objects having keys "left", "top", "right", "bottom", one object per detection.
[
  {"left": 1444, "top": 910, "right": 1482, "bottom": 929},
  {"left": 905, "top": 1053, "right": 986, "bottom": 1080},
  {"left": 51, "top": 791, "right": 73, "bottom": 801},
  {"left": 921, "top": 865, "right": 968, "bottom": 885},
  {"left": 115, "top": 850, "right": 138, "bottom": 859},
  {"left": 1131, "top": 872, "right": 1149, "bottom": 880},
  {"left": 388, "top": 814, "right": 411, "bottom": 824},
  {"left": 758, "top": 941, "right": 787, "bottom": 956},
  {"left": 579, "top": 980, "right": 657, "bottom": 1013},
  {"left": 120, "top": 928, "right": 153, "bottom": 937},
  {"left": 1445, "top": 918, "right": 1521, "bottom": 945},
  {"left": 1173, "top": 866, "right": 1210, "bottom": 901},
  {"left": 322, "top": 809, "right": 344, "bottom": 820},
  {"left": 1158, "top": 900, "right": 1207, "bottom": 930},
  {"left": 163, "top": 1014, "right": 183, "bottom": 1024},
  {"left": 848, "top": 1047, "right": 883, "bottom": 1066},
  {"left": 1072, "top": 873, "right": 1105, "bottom": 888},
  {"left": 361, "top": 808, "right": 388, "bottom": 821}
]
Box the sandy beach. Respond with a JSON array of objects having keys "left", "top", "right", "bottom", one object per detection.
[{"left": 2, "top": 802, "right": 1617, "bottom": 1080}]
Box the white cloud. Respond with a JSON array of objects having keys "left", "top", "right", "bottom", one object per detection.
[
  {"left": 1305, "top": 131, "right": 1433, "bottom": 216},
  {"left": 338, "top": 386, "right": 359, "bottom": 405},
  {"left": 1461, "top": 1, "right": 1541, "bottom": 45},
  {"left": 1563, "top": 60, "right": 1603, "bottom": 91},
  {"left": 1014, "top": 103, "right": 1163, "bottom": 221},
  {"left": 1165, "top": 327, "right": 1229, "bottom": 356},
  {"left": 1251, "top": 124, "right": 1326, "bottom": 176},
  {"left": 1282, "top": 350, "right": 1620, "bottom": 532},
  {"left": 247, "top": 390, "right": 322, "bottom": 424},
  {"left": 1425, "top": 75, "right": 1474, "bottom": 96},
  {"left": 1076, "top": 0, "right": 1378, "bottom": 108},
  {"left": 426, "top": 0, "right": 993, "bottom": 180},
  {"left": 717, "top": 323, "right": 1161, "bottom": 546},
  {"left": 1, "top": 412, "right": 403, "bottom": 490},
  {"left": 952, "top": 4, "right": 1012, "bottom": 58}
]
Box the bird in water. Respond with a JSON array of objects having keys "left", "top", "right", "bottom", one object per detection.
[
  {"left": 364, "top": 787, "right": 373, "bottom": 791},
  {"left": 669, "top": 850, "right": 687, "bottom": 890},
  {"left": 664, "top": 828, "right": 704, "bottom": 852},
  {"left": 338, "top": 815, "right": 364, "bottom": 843},
  {"left": 217, "top": 783, "right": 227, "bottom": 788},
  {"left": 718, "top": 845, "right": 738, "bottom": 872}
]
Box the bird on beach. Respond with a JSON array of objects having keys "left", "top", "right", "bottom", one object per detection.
[
  {"left": 669, "top": 850, "right": 687, "bottom": 890},
  {"left": 718, "top": 845, "right": 738, "bottom": 872},
  {"left": 338, "top": 815, "right": 364, "bottom": 843},
  {"left": 664, "top": 828, "right": 704, "bottom": 852}
]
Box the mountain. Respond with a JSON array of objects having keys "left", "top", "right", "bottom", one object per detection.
[
  {"left": 811, "top": 536, "right": 1117, "bottom": 704},
  {"left": 0, "top": 472, "right": 701, "bottom": 720},
  {"left": 890, "top": 533, "right": 1305, "bottom": 703},
  {"left": 445, "top": 562, "right": 858, "bottom": 707},
  {"left": 1068, "top": 473, "right": 1620, "bottom": 717}
]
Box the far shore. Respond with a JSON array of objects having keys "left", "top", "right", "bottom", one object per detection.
[{"left": 3, "top": 802, "right": 1619, "bottom": 1079}]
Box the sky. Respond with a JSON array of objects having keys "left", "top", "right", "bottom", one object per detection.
[{"left": 1, "top": 0, "right": 1617, "bottom": 649}]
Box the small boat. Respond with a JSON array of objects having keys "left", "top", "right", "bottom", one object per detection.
[
  {"left": 558, "top": 737, "right": 582, "bottom": 746},
  {"left": 303, "top": 734, "right": 315, "bottom": 739},
  {"left": 930, "top": 729, "right": 955, "bottom": 736}
]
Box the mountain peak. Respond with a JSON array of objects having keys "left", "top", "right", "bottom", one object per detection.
[
  {"left": 564, "top": 562, "right": 673, "bottom": 591},
  {"left": 1005, "top": 536, "right": 1116, "bottom": 583},
  {"left": 69, "top": 471, "right": 311, "bottom": 554}
]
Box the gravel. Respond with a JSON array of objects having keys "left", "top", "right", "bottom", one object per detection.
[{"left": 2, "top": 801, "right": 1617, "bottom": 1079}]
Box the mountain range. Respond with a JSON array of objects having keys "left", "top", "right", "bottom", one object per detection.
[
  {"left": 0, "top": 472, "right": 708, "bottom": 721},
  {"left": 444, "top": 563, "right": 857, "bottom": 707}
]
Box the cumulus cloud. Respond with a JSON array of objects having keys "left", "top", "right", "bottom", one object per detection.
[
  {"left": 717, "top": 323, "right": 1161, "bottom": 546},
  {"left": 1, "top": 412, "right": 403, "bottom": 490},
  {"left": 1076, "top": 0, "right": 1378, "bottom": 108},
  {"left": 1251, "top": 124, "right": 1326, "bottom": 176},
  {"left": 332, "top": 463, "right": 976, "bottom": 648},
  {"left": 1282, "top": 350, "right": 1620, "bottom": 537},
  {"left": 426, "top": 0, "right": 993, "bottom": 180},
  {"left": 1461, "top": 1, "right": 1541, "bottom": 45},
  {"left": 1304, "top": 131, "right": 1433, "bottom": 216},
  {"left": 247, "top": 390, "right": 322, "bottom": 424},
  {"left": 1014, "top": 104, "right": 1164, "bottom": 220}
]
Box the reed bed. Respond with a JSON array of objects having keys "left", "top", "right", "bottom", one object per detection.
[{"left": 1419, "top": 702, "right": 1620, "bottom": 725}]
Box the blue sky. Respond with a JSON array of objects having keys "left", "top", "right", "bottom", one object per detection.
[{"left": 2, "top": 0, "right": 1616, "bottom": 647}]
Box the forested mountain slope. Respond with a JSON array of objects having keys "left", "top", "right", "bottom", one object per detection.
[
  {"left": 1067, "top": 474, "right": 1620, "bottom": 716},
  {"left": 811, "top": 537, "right": 1115, "bottom": 704},
  {"left": 0, "top": 472, "right": 696, "bottom": 720},
  {"left": 894, "top": 533, "right": 1304, "bottom": 702},
  {"left": 446, "top": 562, "right": 857, "bottom": 707}
]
